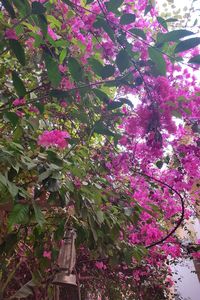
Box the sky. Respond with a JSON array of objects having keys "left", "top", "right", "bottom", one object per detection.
[{"left": 157, "top": 0, "right": 199, "bottom": 26}]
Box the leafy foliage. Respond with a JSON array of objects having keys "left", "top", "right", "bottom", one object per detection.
[{"left": 0, "top": 0, "right": 200, "bottom": 299}]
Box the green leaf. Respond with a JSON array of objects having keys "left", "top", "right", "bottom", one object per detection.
[
  {"left": 157, "top": 16, "right": 168, "bottom": 30},
  {"left": 172, "top": 110, "right": 182, "bottom": 119},
  {"left": 7, "top": 181, "right": 18, "bottom": 197},
  {"left": 61, "top": 0, "right": 72, "bottom": 5},
  {"left": 0, "top": 173, "right": 7, "bottom": 187},
  {"left": 101, "top": 65, "right": 115, "bottom": 79},
  {"left": 8, "top": 204, "right": 29, "bottom": 227},
  {"left": 120, "top": 13, "right": 136, "bottom": 25},
  {"left": 182, "top": 107, "right": 191, "bottom": 115},
  {"left": 96, "top": 210, "right": 104, "bottom": 225},
  {"left": 107, "top": 101, "right": 124, "bottom": 110},
  {"left": 132, "top": 246, "right": 148, "bottom": 262},
  {"left": 47, "top": 150, "right": 63, "bottom": 166},
  {"left": 175, "top": 37, "right": 200, "bottom": 53},
  {"left": 50, "top": 89, "right": 71, "bottom": 102},
  {"left": 38, "top": 169, "right": 52, "bottom": 182},
  {"left": 118, "top": 98, "right": 133, "bottom": 107},
  {"left": 12, "top": 0, "right": 31, "bottom": 16},
  {"left": 148, "top": 47, "right": 166, "bottom": 76},
  {"left": 86, "top": 0, "right": 94, "bottom": 3},
  {"left": 108, "top": 98, "right": 133, "bottom": 110},
  {"left": 129, "top": 28, "right": 146, "bottom": 40},
  {"left": 4, "top": 112, "right": 19, "bottom": 126},
  {"left": 156, "top": 160, "right": 163, "bottom": 169},
  {"left": 116, "top": 49, "right": 130, "bottom": 73},
  {"left": 33, "top": 203, "right": 45, "bottom": 227},
  {"left": 9, "top": 39, "right": 26, "bottom": 66},
  {"left": 93, "top": 18, "right": 115, "bottom": 42},
  {"left": 144, "top": 4, "right": 153, "bottom": 16},
  {"left": 12, "top": 71, "right": 26, "bottom": 98},
  {"left": 93, "top": 89, "right": 109, "bottom": 104},
  {"left": 68, "top": 57, "right": 83, "bottom": 82},
  {"left": 35, "top": 102, "right": 44, "bottom": 114},
  {"left": 158, "top": 29, "right": 194, "bottom": 43},
  {"left": 94, "top": 121, "right": 115, "bottom": 136},
  {"left": 31, "top": 1, "right": 46, "bottom": 14},
  {"left": 88, "top": 58, "right": 103, "bottom": 77},
  {"left": 13, "top": 126, "right": 23, "bottom": 142},
  {"left": 188, "top": 55, "right": 200, "bottom": 64},
  {"left": 44, "top": 52, "right": 61, "bottom": 88},
  {"left": 88, "top": 215, "right": 98, "bottom": 242},
  {"left": 2, "top": 0, "right": 16, "bottom": 18},
  {"left": 37, "top": 14, "right": 48, "bottom": 36},
  {"left": 166, "top": 18, "right": 178, "bottom": 22},
  {"left": 105, "top": 0, "right": 123, "bottom": 13},
  {"left": 59, "top": 48, "right": 67, "bottom": 64}
]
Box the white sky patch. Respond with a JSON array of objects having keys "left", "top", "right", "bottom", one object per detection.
[{"left": 157, "top": 0, "right": 200, "bottom": 27}]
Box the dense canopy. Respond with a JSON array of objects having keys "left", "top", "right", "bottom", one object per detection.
[{"left": 0, "top": 0, "right": 200, "bottom": 299}]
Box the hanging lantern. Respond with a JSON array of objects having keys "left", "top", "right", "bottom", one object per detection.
[{"left": 53, "top": 228, "right": 77, "bottom": 286}]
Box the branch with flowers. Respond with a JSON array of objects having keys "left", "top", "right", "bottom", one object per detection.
[{"left": 0, "top": 0, "right": 200, "bottom": 299}]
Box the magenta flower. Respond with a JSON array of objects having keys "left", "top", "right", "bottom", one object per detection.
[
  {"left": 43, "top": 250, "right": 52, "bottom": 260},
  {"left": 95, "top": 261, "right": 107, "bottom": 270},
  {"left": 13, "top": 98, "right": 26, "bottom": 106},
  {"left": 5, "top": 29, "right": 18, "bottom": 40},
  {"left": 38, "top": 130, "right": 70, "bottom": 149},
  {"left": 47, "top": 26, "right": 59, "bottom": 40}
]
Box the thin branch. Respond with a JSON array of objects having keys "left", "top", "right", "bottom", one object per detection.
[
  {"left": 69, "top": 0, "right": 200, "bottom": 71},
  {"left": 135, "top": 171, "right": 185, "bottom": 249},
  {"left": 104, "top": 137, "right": 185, "bottom": 248}
]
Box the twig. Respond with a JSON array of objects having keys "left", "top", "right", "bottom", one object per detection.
[{"left": 135, "top": 171, "right": 185, "bottom": 249}]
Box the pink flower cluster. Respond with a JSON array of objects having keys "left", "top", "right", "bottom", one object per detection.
[
  {"left": 43, "top": 250, "right": 52, "bottom": 260},
  {"left": 95, "top": 261, "right": 107, "bottom": 270},
  {"left": 13, "top": 98, "right": 26, "bottom": 106},
  {"left": 38, "top": 130, "right": 70, "bottom": 149},
  {"left": 5, "top": 29, "right": 18, "bottom": 40}
]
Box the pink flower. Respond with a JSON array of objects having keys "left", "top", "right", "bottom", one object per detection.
[
  {"left": 48, "top": 26, "right": 59, "bottom": 40},
  {"left": 60, "top": 101, "right": 67, "bottom": 108},
  {"left": 5, "top": 29, "right": 18, "bottom": 40},
  {"left": 59, "top": 65, "right": 67, "bottom": 73},
  {"left": 29, "top": 105, "right": 39, "bottom": 114},
  {"left": 38, "top": 130, "right": 70, "bottom": 149},
  {"left": 15, "top": 111, "right": 24, "bottom": 117},
  {"left": 13, "top": 98, "right": 26, "bottom": 106},
  {"left": 25, "top": 37, "right": 35, "bottom": 50},
  {"left": 95, "top": 261, "right": 107, "bottom": 270},
  {"left": 192, "top": 251, "right": 200, "bottom": 259},
  {"left": 43, "top": 251, "right": 51, "bottom": 260}
]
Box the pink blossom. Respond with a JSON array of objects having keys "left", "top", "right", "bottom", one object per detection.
[
  {"left": 43, "top": 251, "right": 52, "bottom": 260},
  {"left": 192, "top": 252, "right": 200, "bottom": 259},
  {"left": 13, "top": 98, "right": 26, "bottom": 106},
  {"left": 15, "top": 111, "right": 24, "bottom": 117},
  {"left": 29, "top": 105, "right": 39, "bottom": 114},
  {"left": 95, "top": 261, "right": 107, "bottom": 270},
  {"left": 60, "top": 101, "right": 67, "bottom": 107},
  {"left": 5, "top": 29, "right": 18, "bottom": 40},
  {"left": 38, "top": 130, "right": 70, "bottom": 149},
  {"left": 25, "top": 37, "right": 35, "bottom": 50},
  {"left": 59, "top": 65, "right": 67, "bottom": 73},
  {"left": 48, "top": 26, "right": 59, "bottom": 40}
]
